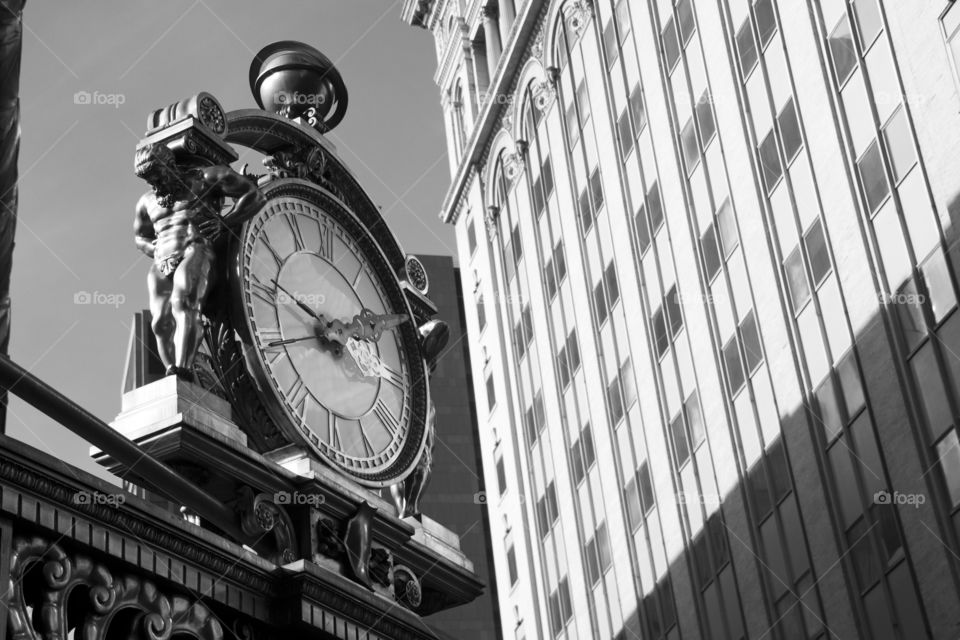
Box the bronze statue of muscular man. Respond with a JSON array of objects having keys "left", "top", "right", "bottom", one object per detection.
[{"left": 133, "top": 143, "right": 265, "bottom": 379}]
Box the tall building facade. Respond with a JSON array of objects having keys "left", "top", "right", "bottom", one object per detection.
[{"left": 404, "top": 1, "right": 960, "bottom": 639}]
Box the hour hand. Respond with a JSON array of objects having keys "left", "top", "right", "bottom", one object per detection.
[{"left": 319, "top": 308, "right": 409, "bottom": 345}]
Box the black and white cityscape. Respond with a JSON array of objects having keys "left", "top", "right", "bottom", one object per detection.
[{"left": 0, "top": 1, "right": 959, "bottom": 639}]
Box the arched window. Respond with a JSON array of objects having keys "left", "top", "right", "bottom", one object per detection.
[{"left": 452, "top": 81, "right": 467, "bottom": 160}]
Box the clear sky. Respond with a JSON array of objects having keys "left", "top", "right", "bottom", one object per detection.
[{"left": 7, "top": 0, "right": 454, "bottom": 480}]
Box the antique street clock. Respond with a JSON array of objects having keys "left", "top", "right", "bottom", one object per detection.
[
  {"left": 119, "top": 41, "right": 478, "bottom": 623},
  {"left": 232, "top": 183, "right": 429, "bottom": 486},
  {"left": 183, "top": 42, "right": 442, "bottom": 493}
]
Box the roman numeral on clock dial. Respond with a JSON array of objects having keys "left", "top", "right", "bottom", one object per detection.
[
  {"left": 381, "top": 364, "right": 405, "bottom": 390},
  {"left": 285, "top": 213, "right": 306, "bottom": 251},
  {"left": 250, "top": 277, "right": 276, "bottom": 306},
  {"left": 374, "top": 398, "right": 401, "bottom": 437},
  {"left": 260, "top": 232, "right": 284, "bottom": 268},
  {"left": 286, "top": 378, "right": 310, "bottom": 420}
]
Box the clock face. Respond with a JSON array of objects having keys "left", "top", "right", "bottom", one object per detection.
[{"left": 233, "top": 182, "right": 428, "bottom": 485}]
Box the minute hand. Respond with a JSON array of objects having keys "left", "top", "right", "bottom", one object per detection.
[{"left": 321, "top": 308, "right": 409, "bottom": 344}]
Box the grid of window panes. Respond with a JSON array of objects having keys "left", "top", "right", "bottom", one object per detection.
[
  {"left": 654, "top": 0, "right": 825, "bottom": 636},
  {"left": 823, "top": 2, "right": 959, "bottom": 635},
  {"left": 495, "top": 148, "right": 588, "bottom": 640},
  {"left": 523, "top": 81, "right": 591, "bottom": 638},
  {"left": 555, "top": 8, "right": 637, "bottom": 636},
  {"left": 732, "top": 0, "right": 931, "bottom": 636}
]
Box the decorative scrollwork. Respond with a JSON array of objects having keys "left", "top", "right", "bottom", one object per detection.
[
  {"left": 484, "top": 206, "right": 500, "bottom": 241},
  {"left": 263, "top": 145, "right": 345, "bottom": 202},
  {"left": 236, "top": 487, "right": 298, "bottom": 565},
  {"left": 8, "top": 537, "right": 223, "bottom": 640},
  {"left": 531, "top": 79, "right": 556, "bottom": 113},
  {"left": 315, "top": 517, "right": 346, "bottom": 561},
  {"left": 392, "top": 564, "right": 422, "bottom": 610},
  {"left": 368, "top": 548, "right": 392, "bottom": 589},
  {"left": 197, "top": 94, "right": 226, "bottom": 134},
  {"left": 565, "top": 0, "right": 592, "bottom": 39},
  {"left": 502, "top": 152, "right": 523, "bottom": 181},
  {"left": 199, "top": 319, "right": 287, "bottom": 452},
  {"left": 531, "top": 28, "right": 545, "bottom": 61}
]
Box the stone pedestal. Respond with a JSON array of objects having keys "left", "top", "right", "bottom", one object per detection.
[{"left": 79, "top": 376, "right": 484, "bottom": 639}]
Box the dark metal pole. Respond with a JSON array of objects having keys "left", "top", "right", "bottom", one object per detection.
[
  {"left": 0, "top": 355, "right": 251, "bottom": 544},
  {"left": 0, "top": 0, "right": 25, "bottom": 434}
]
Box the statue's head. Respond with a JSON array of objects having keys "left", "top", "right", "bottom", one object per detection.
[{"left": 134, "top": 143, "right": 177, "bottom": 186}]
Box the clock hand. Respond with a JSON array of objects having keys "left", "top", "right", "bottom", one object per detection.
[
  {"left": 320, "top": 308, "right": 409, "bottom": 345},
  {"left": 266, "top": 335, "right": 316, "bottom": 347},
  {"left": 271, "top": 279, "right": 325, "bottom": 322}
]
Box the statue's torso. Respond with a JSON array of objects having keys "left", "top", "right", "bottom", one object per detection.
[{"left": 145, "top": 177, "right": 225, "bottom": 268}]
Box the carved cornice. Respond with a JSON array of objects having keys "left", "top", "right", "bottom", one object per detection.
[
  {"left": 0, "top": 452, "right": 276, "bottom": 596},
  {"left": 439, "top": 0, "right": 552, "bottom": 225}
]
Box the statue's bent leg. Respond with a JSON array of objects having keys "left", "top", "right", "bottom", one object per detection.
[
  {"left": 147, "top": 264, "right": 175, "bottom": 370},
  {"left": 170, "top": 244, "right": 215, "bottom": 371}
]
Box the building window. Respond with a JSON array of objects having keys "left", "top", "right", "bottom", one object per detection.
[
  {"left": 857, "top": 141, "right": 889, "bottom": 213},
  {"left": 521, "top": 304, "right": 534, "bottom": 349},
  {"left": 759, "top": 129, "right": 783, "bottom": 194},
  {"left": 585, "top": 522, "right": 612, "bottom": 585},
  {"left": 496, "top": 455, "right": 507, "bottom": 495},
  {"left": 629, "top": 84, "right": 646, "bottom": 132},
  {"left": 805, "top": 220, "right": 832, "bottom": 285},
  {"left": 638, "top": 461, "right": 654, "bottom": 514},
  {"left": 467, "top": 217, "right": 477, "bottom": 255},
  {"left": 736, "top": 19, "right": 758, "bottom": 80},
  {"left": 661, "top": 16, "right": 681, "bottom": 72},
  {"left": 506, "top": 542, "right": 518, "bottom": 585},
  {"left": 576, "top": 80, "right": 591, "bottom": 125},
  {"left": 566, "top": 330, "right": 580, "bottom": 371},
  {"left": 828, "top": 18, "right": 857, "bottom": 85},
  {"left": 636, "top": 203, "right": 651, "bottom": 254},
  {"left": 625, "top": 478, "right": 642, "bottom": 531},
  {"left": 696, "top": 91, "right": 717, "bottom": 146},
  {"left": 665, "top": 286, "right": 683, "bottom": 337},
  {"left": 515, "top": 321, "right": 526, "bottom": 360},
  {"left": 477, "top": 294, "right": 486, "bottom": 331},
  {"left": 603, "top": 17, "right": 619, "bottom": 68},
  {"left": 777, "top": 99, "right": 802, "bottom": 163},
  {"left": 681, "top": 118, "right": 700, "bottom": 173},
  {"left": 717, "top": 199, "right": 739, "bottom": 257},
  {"left": 594, "top": 263, "right": 619, "bottom": 326},
  {"left": 702, "top": 223, "right": 722, "bottom": 281},
  {"left": 653, "top": 306, "right": 669, "bottom": 358},
  {"left": 724, "top": 336, "right": 746, "bottom": 396},
  {"left": 594, "top": 281, "right": 609, "bottom": 325},
  {"left": 557, "top": 346, "right": 571, "bottom": 389},
  {"left": 671, "top": 412, "right": 690, "bottom": 467},
  {"left": 590, "top": 168, "right": 604, "bottom": 213},
  {"left": 537, "top": 481, "right": 559, "bottom": 538},
  {"left": 525, "top": 405, "right": 538, "bottom": 444},
  {"left": 554, "top": 242, "right": 567, "bottom": 283},
  {"left": 607, "top": 376, "right": 625, "bottom": 424},
  {"left": 677, "top": 0, "right": 696, "bottom": 44},
  {"left": 754, "top": 0, "right": 777, "bottom": 47},
  {"left": 617, "top": 108, "right": 634, "bottom": 158},
  {"left": 579, "top": 187, "right": 593, "bottom": 234},
  {"left": 648, "top": 182, "right": 664, "bottom": 233},
  {"left": 942, "top": 2, "right": 960, "bottom": 96},
  {"left": 882, "top": 108, "right": 915, "bottom": 183},
  {"left": 571, "top": 423, "right": 596, "bottom": 485},
  {"left": 486, "top": 374, "right": 496, "bottom": 411},
  {"left": 785, "top": 248, "right": 811, "bottom": 312}
]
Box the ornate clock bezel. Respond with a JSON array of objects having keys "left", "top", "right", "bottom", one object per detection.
[{"left": 228, "top": 178, "right": 431, "bottom": 487}]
